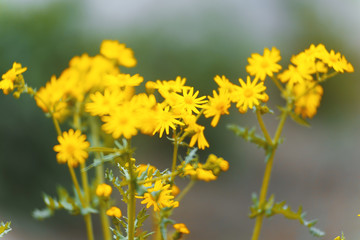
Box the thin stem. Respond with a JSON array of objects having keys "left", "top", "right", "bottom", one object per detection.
[
  {"left": 175, "top": 180, "right": 196, "bottom": 202},
  {"left": 170, "top": 131, "right": 179, "bottom": 184},
  {"left": 90, "top": 118, "right": 111, "bottom": 240},
  {"left": 255, "top": 109, "right": 272, "bottom": 145},
  {"left": 251, "top": 105, "right": 289, "bottom": 240},
  {"left": 127, "top": 142, "right": 136, "bottom": 240},
  {"left": 68, "top": 166, "right": 86, "bottom": 208}
]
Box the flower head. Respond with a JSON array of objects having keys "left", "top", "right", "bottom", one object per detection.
[
  {"left": 235, "top": 76, "right": 268, "bottom": 113},
  {"left": 1, "top": 62, "right": 27, "bottom": 94},
  {"left": 173, "top": 223, "right": 190, "bottom": 234},
  {"left": 138, "top": 180, "right": 179, "bottom": 212},
  {"left": 53, "top": 129, "right": 90, "bottom": 167},
  {"left": 100, "top": 40, "right": 137, "bottom": 67},
  {"left": 106, "top": 206, "right": 122, "bottom": 218},
  {"left": 203, "top": 88, "right": 231, "bottom": 127},
  {"left": 246, "top": 47, "right": 282, "bottom": 81},
  {"left": 96, "top": 183, "right": 112, "bottom": 197}
]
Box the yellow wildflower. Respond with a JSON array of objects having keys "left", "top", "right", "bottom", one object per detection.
[
  {"left": 104, "top": 73, "right": 143, "bottom": 88},
  {"left": 0, "top": 62, "right": 27, "bottom": 94},
  {"left": 246, "top": 47, "right": 282, "bottom": 81},
  {"left": 53, "top": 129, "right": 90, "bottom": 167},
  {"left": 196, "top": 168, "right": 217, "bottom": 182},
  {"left": 85, "top": 89, "right": 124, "bottom": 116},
  {"left": 96, "top": 183, "right": 112, "bottom": 197},
  {"left": 136, "top": 164, "right": 157, "bottom": 177},
  {"left": 106, "top": 206, "right": 122, "bottom": 218},
  {"left": 187, "top": 124, "right": 209, "bottom": 150},
  {"left": 203, "top": 88, "right": 231, "bottom": 127},
  {"left": 153, "top": 105, "right": 184, "bottom": 138},
  {"left": 101, "top": 105, "right": 139, "bottom": 139},
  {"left": 293, "top": 82, "right": 323, "bottom": 118},
  {"left": 173, "top": 87, "right": 207, "bottom": 114},
  {"left": 100, "top": 40, "right": 137, "bottom": 67},
  {"left": 139, "top": 180, "right": 179, "bottom": 212},
  {"left": 235, "top": 76, "right": 268, "bottom": 113},
  {"left": 173, "top": 223, "right": 190, "bottom": 234}
]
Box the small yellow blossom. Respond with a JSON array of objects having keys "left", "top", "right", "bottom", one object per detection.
[
  {"left": 105, "top": 73, "right": 143, "bottom": 88},
  {"left": 85, "top": 89, "right": 125, "bottom": 116},
  {"left": 173, "top": 223, "right": 190, "bottom": 234},
  {"left": 96, "top": 183, "right": 112, "bottom": 197},
  {"left": 172, "top": 185, "right": 180, "bottom": 196},
  {"left": 138, "top": 180, "right": 179, "bottom": 212},
  {"left": 203, "top": 88, "right": 231, "bottom": 127},
  {"left": 152, "top": 105, "right": 184, "bottom": 138},
  {"left": 196, "top": 168, "right": 217, "bottom": 182},
  {"left": 53, "top": 129, "right": 90, "bottom": 167},
  {"left": 235, "top": 76, "right": 268, "bottom": 113},
  {"left": 173, "top": 87, "right": 207, "bottom": 114},
  {"left": 0, "top": 62, "right": 27, "bottom": 94},
  {"left": 293, "top": 82, "right": 323, "bottom": 118},
  {"left": 106, "top": 206, "right": 122, "bottom": 218},
  {"left": 246, "top": 47, "right": 282, "bottom": 81}
]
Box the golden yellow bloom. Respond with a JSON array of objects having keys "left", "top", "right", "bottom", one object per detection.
[
  {"left": 53, "top": 129, "right": 90, "bottom": 167},
  {"left": 85, "top": 89, "right": 124, "bottom": 116},
  {"left": 173, "top": 223, "right": 190, "bottom": 234},
  {"left": 0, "top": 62, "right": 27, "bottom": 94},
  {"left": 96, "top": 183, "right": 112, "bottom": 197},
  {"left": 293, "top": 82, "right": 323, "bottom": 118},
  {"left": 101, "top": 106, "right": 139, "bottom": 139},
  {"left": 246, "top": 47, "right": 282, "bottom": 81},
  {"left": 235, "top": 76, "right": 268, "bottom": 113},
  {"left": 100, "top": 40, "right": 137, "bottom": 67},
  {"left": 104, "top": 73, "right": 143, "bottom": 88},
  {"left": 196, "top": 168, "right": 217, "bottom": 182},
  {"left": 171, "top": 185, "right": 180, "bottom": 196},
  {"left": 152, "top": 105, "right": 184, "bottom": 138},
  {"left": 139, "top": 180, "right": 179, "bottom": 212},
  {"left": 106, "top": 206, "right": 122, "bottom": 218},
  {"left": 173, "top": 87, "right": 207, "bottom": 114},
  {"left": 203, "top": 88, "right": 231, "bottom": 127},
  {"left": 187, "top": 124, "right": 209, "bottom": 150},
  {"left": 136, "top": 164, "right": 157, "bottom": 176}
]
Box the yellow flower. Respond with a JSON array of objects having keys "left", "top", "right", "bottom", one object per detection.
[
  {"left": 96, "top": 183, "right": 112, "bottom": 197},
  {"left": 136, "top": 164, "right": 157, "bottom": 177},
  {"left": 203, "top": 88, "right": 231, "bottom": 127},
  {"left": 173, "top": 223, "right": 190, "bottom": 234},
  {"left": 106, "top": 206, "right": 122, "bottom": 218},
  {"left": 196, "top": 168, "right": 217, "bottom": 182},
  {"left": 187, "top": 124, "right": 209, "bottom": 150},
  {"left": 100, "top": 40, "right": 137, "bottom": 67},
  {"left": 104, "top": 73, "right": 143, "bottom": 88},
  {"left": 139, "top": 180, "right": 179, "bottom": 212},
  {"left": 235, "top": 76, "right": 268, "bottom": 113},
  {"left": 0, "top": 62, "right": 27, "bottom": 94},
  {"left": 173, "top": 87, "right": 207, "bottom": 114},
  {"left": 246, "top": 47, "right": 282, "bottom": 81},
  {"left": 101, "top": 105, "right": 139, "bottom": 139},
  {"left": 53, "top": 129, "right": 90, "bottom": 167},
  {"left": 152, "top": 105, "right": 184, "bottom": 138},
  {"left": 293, "top": 82, "right": 323, "bottom": 118},
  {"left": 85, "top": 89, "right": 124, "bottom": 116}
]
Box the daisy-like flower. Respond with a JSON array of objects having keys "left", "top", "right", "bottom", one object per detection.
[
  {"left": 85, "top": 89, "right": 124, "bottom": 116},
  {"left": 187, "top": 124, "right": 209, "bottom": 150},
  {"left": 106, "top": 206, "right": 122, "bottom": 218},
  {"left": 104, "top": 73, "right": 143, "bottom": 88},
  {"left": 53, "top": 129, "right": 90, "bottom": 167},
  {"left": 138, "top": 180, "right": 179, "bottom": 212},
  {"left": 278, "top": 64, "right": 312, "bottom": 87},
  {"left": 246, "top": 47, "right": 282, "bottom": 81},
  {"left": 173, "top": 87, "right": 207, "bottom": 114},
  {"left": 213, "top": 75, "right": 239, "bottom": 99},
  {"left": 235, "top": 76, "right": 268, "bottom": 113},
  {"left": 101, "top": 105, "right": 139, "bottom": 139},
  {"left": 153, "top": 105, "right": 184, "bottom": 138},
  {"left": 0, "top": 62, "right": 27, "bottom": 94},
  {"left": 203, "top": 88, "right": 231, "bottom": 127}
]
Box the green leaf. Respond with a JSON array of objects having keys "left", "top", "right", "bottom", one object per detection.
[
  {"left": 249, "top": 195, "right": 324, "bottom": 238},
  {"left": 227, "top": 125, "right": 268, "bottom": 150},
  {"left": 135, "top": 208, "right": 149, "bottom": 231}
]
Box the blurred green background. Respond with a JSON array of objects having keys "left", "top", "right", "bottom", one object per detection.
[{"left": 1, "top": 0, "right": 360, "bottom": 239}]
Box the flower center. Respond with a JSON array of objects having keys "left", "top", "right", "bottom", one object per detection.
[
  {"left": 261, "top": 60, "right": 269, "bottom": 69},
  {"left": 243, "top": 88, "right": 253, "bottom": 98}
]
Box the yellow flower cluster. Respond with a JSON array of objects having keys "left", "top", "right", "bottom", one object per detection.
[
  {"left": 278, "top": 44, "right": 353, "bottom": 118},
  {"left": 0, "top": 62, "right": 27, "bottom": 95}
]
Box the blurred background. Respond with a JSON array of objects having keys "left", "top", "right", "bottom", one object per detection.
[{"left": 1, "top": 0, "right": 360, "bottom": 239}]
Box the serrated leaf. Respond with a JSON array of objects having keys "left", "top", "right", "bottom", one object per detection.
[
  {"left": 135, "top": 208, "right": 149, "bottom": 230},
  {"left": 227, "top": 125, "right": 268, "bottom": 150},
  {"left": 32, "top": 208, "right": 54, "bottom": 220}
]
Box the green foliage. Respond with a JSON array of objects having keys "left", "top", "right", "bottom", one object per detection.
[
  {"left": 278, "top": 106, "right": 310, "bottom": 127},
  {"left": 32, "top": 186, "right": 97, "bottom": 220},
  {"left": 0, "top": 221, "right": 11, "bottom": 237},
  {"left": 250, "top": 194, "right": 324, "bottom": 237}
]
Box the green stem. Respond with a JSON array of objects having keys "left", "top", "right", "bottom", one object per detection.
[
  {"left": 175, "top": 180, "right": 196, "bottom": 202},
  {"left": 127, "top": 143, "right": 136, "bottom": 240},
  {"left": 90, "top": 118, "right": 111, "bottom": 240},
  {"left": 251, "top": 105, "right": 289, "bottom": 240},
  {"left": 170, "top": 132, "right": 179, "bottom": 184},
  {"left": 255, "top": 109, "right": 272, "bottom": 144}
]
